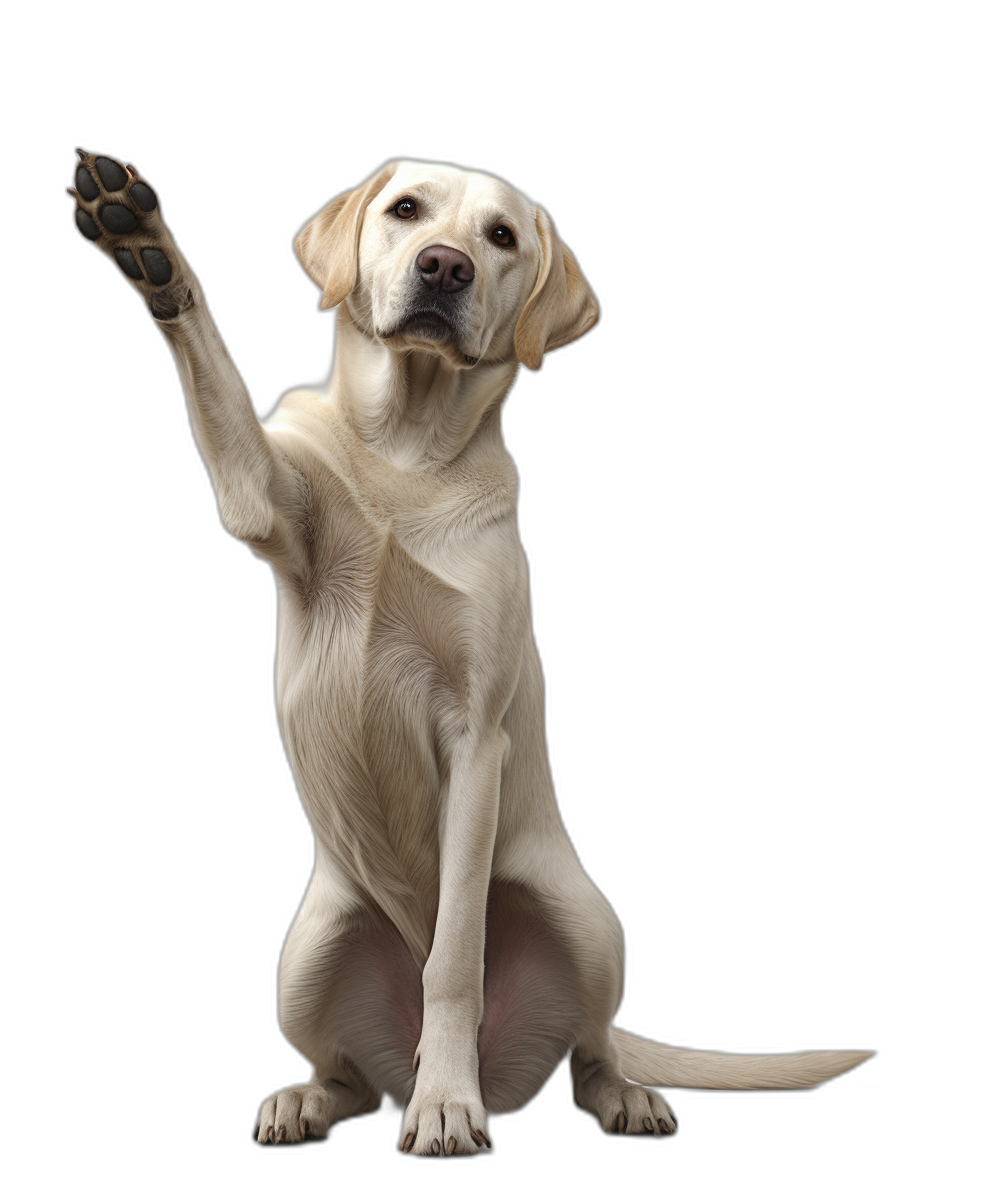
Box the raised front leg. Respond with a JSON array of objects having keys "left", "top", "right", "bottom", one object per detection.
[
  {"left": 68, "top": 150, "right": 303, "bottom": 561},
  {"left": 400, "top": 727, "right": 509, "bottom": 1157}
]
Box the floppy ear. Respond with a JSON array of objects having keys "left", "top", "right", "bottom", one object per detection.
[
  {"left": 513, "top": 209, "right": 599, "bottom": 370},
  {"left": 294, "top": 162, "right": 397, "bottom": 309}
]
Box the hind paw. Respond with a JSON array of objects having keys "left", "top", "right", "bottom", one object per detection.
[
  {"left": 254, "top": 1078, "right": 381, "bottom": 1145},
  {"left": 68, "top": 149, "right": 195, "bottom": 321},
  {"left": 597, "top": 1082, "right": 677, "bottom": 1136},
  {"left": 573, "top": 1051, "right": 678, "bottom": 1138}
]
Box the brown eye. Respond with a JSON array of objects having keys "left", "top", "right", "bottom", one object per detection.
[
  {"left": 491, "top": 225, "right": 515, "bottom": 248},
  {"left": 394, "top": 198, "right": 418, "bottom": 219}
]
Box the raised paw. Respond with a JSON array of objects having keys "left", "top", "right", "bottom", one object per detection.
[{"left": 67, "top": 149, "right": 195, "bottom": 321}]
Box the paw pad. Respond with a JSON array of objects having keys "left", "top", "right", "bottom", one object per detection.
[
  {"left": 75, "top": 165, "right": 99, "bottom": 201},
  {"left": 70, "top": 150, "right": 181, "bottom": 314},
  {"left": 140, "top": 247, "right": 171, "bottom": 286},
  {"left": 114, "top": 247, "right": 143, "bottom": 279},
  {"left": 130, "top": 181, "right": 157, "bottom": 211},
  {"left": 95, "top": 156, "right": 128, "bottom": 191},
  {"left": 99, "top": 204, "right": 138, "bottom": 235},
  {"left": 75, "top": 208, "right": 101, "bottom": 241}
]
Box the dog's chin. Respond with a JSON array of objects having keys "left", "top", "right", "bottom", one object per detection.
[{"left": 379, "top": 311, "right": 481, "bottom": 369}]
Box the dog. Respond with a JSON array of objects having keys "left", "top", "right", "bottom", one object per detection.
[{"left": 69, "top": 151, "right": 872, "bottom": 1156}]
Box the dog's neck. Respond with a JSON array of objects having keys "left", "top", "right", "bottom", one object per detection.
[{"left": 331, "top": 305, "right": 518, "bottom": 469}]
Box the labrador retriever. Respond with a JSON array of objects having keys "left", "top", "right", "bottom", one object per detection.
[{"left": 68, "top": 151, "right": 872, "bottom": 1156}]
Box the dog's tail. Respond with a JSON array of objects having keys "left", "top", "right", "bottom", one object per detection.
[{"left": 610, "top": 1026, "right": 874, "bottom": 1089}]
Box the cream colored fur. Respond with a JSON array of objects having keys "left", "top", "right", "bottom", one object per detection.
[{"left": 77, "top": 156, "right": 872, "bottom": 1156}]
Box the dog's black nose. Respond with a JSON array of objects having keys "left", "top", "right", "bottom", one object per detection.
[{"left": 416, "top": 245, "right": 475, "bottom": 293}]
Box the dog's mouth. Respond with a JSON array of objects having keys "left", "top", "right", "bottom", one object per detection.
[
  {"left": 394, "top": 308, "right": 457, "bottom": 342},
  {"left": 380, "top": 305, "right": 480, "bottom": 367}
]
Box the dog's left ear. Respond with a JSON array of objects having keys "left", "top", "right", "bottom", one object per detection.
[
  {"left": 514, "top": 209, "right": 599, "bottom": 370},
  {"left": 295, "top": 162, "right": 398, "bottom": 309}
]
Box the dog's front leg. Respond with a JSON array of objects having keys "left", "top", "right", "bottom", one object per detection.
[
  {"left": 68, "top": 150, "right": 300, "bottom": 554},
  {"left": 400, "top": 726, "right": 508, "bottom": 1156}
]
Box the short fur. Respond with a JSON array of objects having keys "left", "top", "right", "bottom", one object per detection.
[{"left": 69, "top": 152, "right": 872, "bottom": 1156}]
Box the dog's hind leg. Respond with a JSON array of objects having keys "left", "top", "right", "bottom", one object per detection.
[
  {"left": 485, "top": 833, "right": 682, "bottom": 1136},
  {"left": 254, "top": 1072, "right": 379, "bottom": 1145},
  {"left": 472, "top": 847, "right": 678, "bottom": 1135},
  {"left": 510, "top": 836, "right": 678, "bottom": 1137},
  {"left": 255, "top": 856, "right": 423, "bottom": 1144},
  {"left": 570, "top": 1040, "right": 678, "bottom": 1136}
]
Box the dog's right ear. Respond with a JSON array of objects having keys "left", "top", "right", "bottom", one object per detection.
[{"left": 295, "top": 162, "right": 398, "bottom": 309}]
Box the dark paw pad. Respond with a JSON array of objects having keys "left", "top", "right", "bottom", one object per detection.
[
  {"left": 95, "top": 156, "right": 128, "bottom": 191},
  {"left": 75, "top": 165, "right": 99, "bottom": 201},
  {"left": 75, "top": 208, "right": 101, "bottom": 241},
  {"left": 114, "top": 247, "right": 144, "bottom": 280},
  {"left": 130, "top": 181, "right": 157, "bottom": 212},
  {"left": 99, "top": 204, "right": 138, "bottom": 235},
  {"left": 140, "top": 247, "right": 171, "bottom": 286}
]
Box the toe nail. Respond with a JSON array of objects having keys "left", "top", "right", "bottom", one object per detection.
[
  {"left": 446, "top": 1136, "right": 456, "bottom": 1155},
  {"left": 616, "top": 1112, "right": 627, "bottom": 1133},
  {"left": 644, "top": 1117, "right": 653, "bottom": 1132},
  {"left": 431, "top": 1139, "right": 441, "bottom": 1155},
  {"left": 402, "top": 1131, "right": 416, "bottom": 1152}
]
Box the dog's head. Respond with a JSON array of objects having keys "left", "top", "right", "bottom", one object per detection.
[{"left": 295, "top": 161, "right": 598, "bottom": 370}]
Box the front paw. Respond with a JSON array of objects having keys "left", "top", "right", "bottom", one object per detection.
[
  {"left": 400, "top": 1037, "right": 490, "bottom": 1156},
  {"left": 67, "top": 148, "right": 195, "bottom": 321}
]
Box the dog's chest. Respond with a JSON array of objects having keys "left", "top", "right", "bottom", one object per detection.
[{"left": 274, "top": 459, "right": 518, "bottom": 852}]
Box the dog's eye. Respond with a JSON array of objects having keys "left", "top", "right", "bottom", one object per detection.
[
  {"left": 393, "top": 198, "right": 418, "bottom": 220},
  {"left": 490, "top": 225, "right": 515, "bottom": 248}
]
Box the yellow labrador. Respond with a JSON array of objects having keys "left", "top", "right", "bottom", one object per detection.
[{"left": 69, "top": 152, "right": 871, "bottom": 1156}]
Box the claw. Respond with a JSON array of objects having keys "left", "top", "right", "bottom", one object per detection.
[
  {"left": 412, "top": 1048, "right": 420, "bottom": 1072},
  {"left": 401, "top": 1130, "right": 416, "bottom": 1153},
  {"left": 445, "top": 1136, "right": 456, "bottom": 1156},
  {"left": 473, "top": 1128, "right": 491, "bottom": 1148},
  {"left": 75, "top": 147, "right": 88, "bottom": 160},
  {"left": 66, "top": 187, "right": 78, "bottom": 199},
  {"left": 616, "top": 1111, "right": 627, "bottom": 1133}
]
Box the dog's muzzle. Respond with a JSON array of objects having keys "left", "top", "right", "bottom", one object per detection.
[{"left": 381, "top": 245, "right": 478, "bottom": 359}]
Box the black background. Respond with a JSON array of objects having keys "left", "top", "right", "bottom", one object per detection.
[{"left": 31, "top": 37, "right": 904, "bottom": 1174}]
